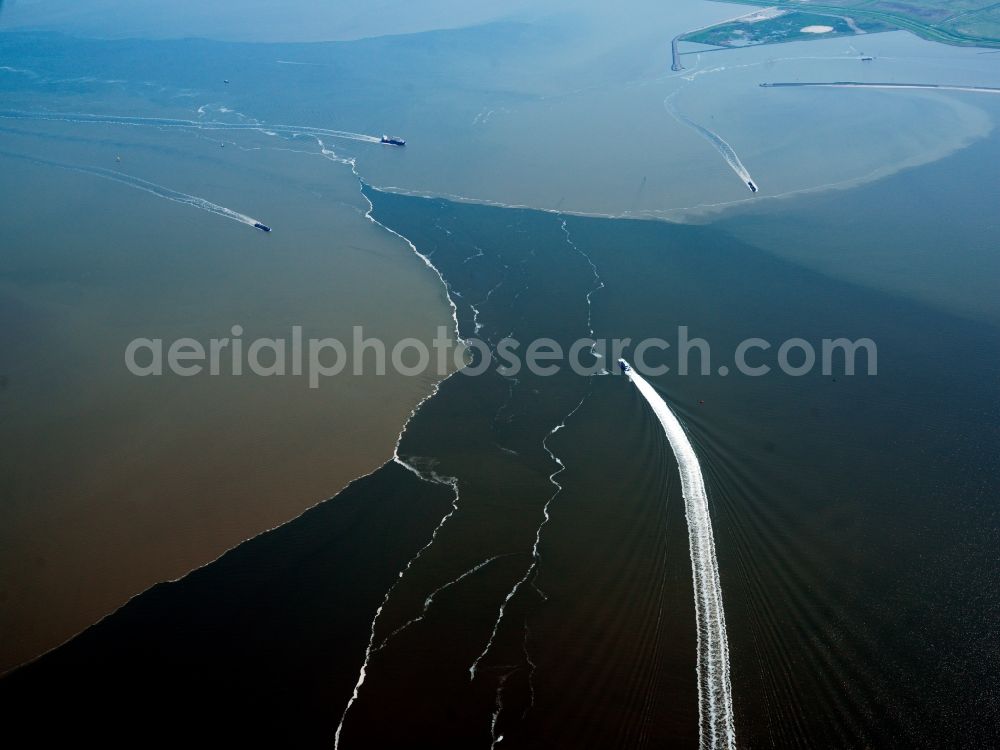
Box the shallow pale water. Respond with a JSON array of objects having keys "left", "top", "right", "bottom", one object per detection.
[{"left": 0, "top": 94, "right": 456, "bottom": 672}]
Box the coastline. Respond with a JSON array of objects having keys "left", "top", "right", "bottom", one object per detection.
[
  {"left": 7, "top": 183, "right": 998, "bottom": 747},
  {"left": 0, "top": 134, "right": 461, "bottom": 673}
]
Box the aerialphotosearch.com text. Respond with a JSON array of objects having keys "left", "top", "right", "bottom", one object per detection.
[{"left": 125, "top": 325, "right": 878, "bottom": 387}]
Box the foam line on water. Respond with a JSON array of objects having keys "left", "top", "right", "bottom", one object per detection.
[
  {"left": 372, "top": 553, "right": 514, "bottom": 653},
  {"left": 622, "top": 361, "right": 736, "bottom": 750},
  {"left": 469, "top": 392, "right": 590, "bottom": 680},
  {"left": 522, "top": 621, "right": 537, "bottom": 716},
  {"left": 476, "top": 219, "right": 606, "bottom": 742},
  {"left": 332, "top": 461, "right": 460, "bottom": 750},
  {"left": 0, "top": 149, "right": 265, "bottom": 229},
  {"left": 559, "top": 219, "right": 605, "bottom": 340},
  {"left": 333, "top": 158, "right": 467, "bottom": 750},
  {"left": 0, "top": 65, "right": 38, "bottom": 77}
]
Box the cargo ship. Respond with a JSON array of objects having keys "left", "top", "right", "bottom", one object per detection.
[{"left": 380, "top": 135, "right": 406, "bottom": 146}]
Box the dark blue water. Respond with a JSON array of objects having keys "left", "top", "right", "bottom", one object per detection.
[{"left": 4, "top": 183, "right": 998, "bottom": 747}]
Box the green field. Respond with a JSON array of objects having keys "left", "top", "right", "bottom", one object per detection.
[
  {"left": 684, "top": 0, "right": 1000, "bottom": 49},
  {"left": 686, "top": 10, "right": 893, "bottom": 48}
]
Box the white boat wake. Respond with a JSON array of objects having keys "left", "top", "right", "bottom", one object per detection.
[
  {"left": 0, "top": 150, "right": 268, "bottom": 230},
  {"left": 621, "top": 360, "right": 736, "bottom": 750},
  {"left": 664, "top": 91, "right": 758, "bottom": 193},
  {"left": 0, "top": 109, "right": 383, "bottom": 143}
]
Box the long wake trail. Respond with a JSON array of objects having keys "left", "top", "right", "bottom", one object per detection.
[
  {"left": 622, "top": 361, "right": 736, "bottom": 750},
  {"left": 664, "top": 91, "right": 758, "bottom": 193},
  {"left": 0, "top": 149, "right": 267, "bottom": 229},
  {"left": 0, "top": 109, "right": 383, "bottom": 143}
]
